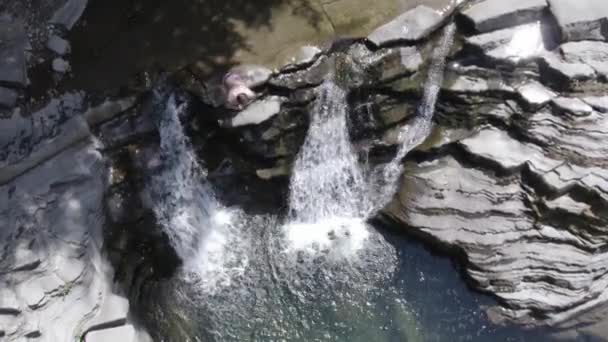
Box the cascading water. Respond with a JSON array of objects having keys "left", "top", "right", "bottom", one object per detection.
[
  {"left": 288, "top": 81, "right": 369, "bottom": 222},
  {"left": 376, "top": 23, "right": 457, "bottom": 206},
  {"left": 148, "top": 91, "right": 247, "bottom": 293},
  {"left": 149, "top": 22, "right": 466, "bottom": 342}
]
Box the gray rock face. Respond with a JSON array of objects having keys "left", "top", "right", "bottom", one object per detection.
[
  {"left": 0, "top": 20, "right": 27, "bottom": 87},
  {"left": 368, "top": 5, "right": 445, "bottom": 46},
  {"left": 548, "top": 0, "right": 608, "bottom": 41},
  {"left": 461, "top": 0, "right": 547, "bottom": 33},
  {"left": 516, "top": 80, "right": 556, "bottom": 109}
]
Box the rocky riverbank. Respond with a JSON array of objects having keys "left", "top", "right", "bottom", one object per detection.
[{"left": 1, "top": 0, "right": 608, "bottom": 341}]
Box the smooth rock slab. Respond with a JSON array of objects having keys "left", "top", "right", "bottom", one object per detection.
[
  {"left": 46, "top": 35, "right": 71, "bottom": 55},
  {"left": 516, "top": 80, "right": 556, "bottom": 108},
  {"left": 461, "top": 0, "right": 547, "bottom": 33},
  {"left": 368, "top": 5, "right": 445, "bottom": 46},
  {"left": 551, "top": 97, "right": 594, "bottom": 116},
  {"left": 230, "top": 96, "right": 283, "bottom": 127},
  {"left": 86, "top": 325, "right": 135, "bottom": 342},
  {"left": 548, "top": 0, "right": 608, "bottom": 41}
]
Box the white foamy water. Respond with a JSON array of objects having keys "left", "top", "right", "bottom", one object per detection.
[
  {"left": 285, "top": 24, "right": 457, "bottom": 255},
  {"left": 285, "top": 80, "right": 374, "bottom": 255},
  {"left": 149, "top": 93, "right": 247, "bottom": 294}
]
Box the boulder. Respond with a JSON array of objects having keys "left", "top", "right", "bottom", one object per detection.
[
  {"left": 461, "top": 0, "right": 547, "bottom": 33},
  {"left": 516, "top": 80, "right": 556, "bottom": 109},
  {"left": 548, "top": 0, "right": 608, "bottom": 41},
  {"left": 229, "top": 96, "right": 283, "bottom": 127},
  {"left": 46, "top": 35, "right": 71, "bottom": 55},
  {"left": 368, "top": 5, "right": 445, "bottom": 46}
]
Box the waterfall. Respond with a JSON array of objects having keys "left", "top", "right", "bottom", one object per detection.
[
  {"left": 376, "top": 23, "right": 457, "bottom": 205},
  {"left": 149, "top": 92, "right": 246, "bottom": 292},
  {"left": 288, "top": 81, "right": 369, "bottom": 222}
]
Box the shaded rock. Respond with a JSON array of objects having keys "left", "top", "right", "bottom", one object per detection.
[
  {"left": 0, "top": 87, "right": 18, "bottom": 108},
  {"left": 229, "top": 96, "right": 283, "bottom": 127},
  {"left": 228, "top": 64, "right": 273, "bottom": 88},
  {"left": 516, "top": 80, "right": 556, "bottom": 109},
  {"left": 368, "top": 5, "right": 445, "bottom": 46},
  {"left": 444, "top": 75, "right": 514, "bottom": 94},
  {"left": 548, "top": 0, "right": 608, "bottom": 41},
  {"left": 84, "top": 97, "right": 137, "bottom": 127},
  {"left": 281, "top": 45, "right": 322, "bottom": 72},
  {"left": 269, "top": 56, "right": 330, "bottom": 90},
  {"left": 0, "top": 115, "right": 90, "bottom": 185},
  {"left": 461, "top": 0, "right": 547, "bottom": 33},
  {"left": 49, "top": 0, "right": 89, "bottom": 30},
  {"left": 52, "top": 58, "right": 70, "bottom": 73},
  {"left": 351, "top": 45, "right": 423, "bottom": 85},
  {"left": 0, "top": 20, "right": 27, "bottom": 87},
  {"left": 551, "top": 97, "right": 594, "bottom": 116},
  {"left": 46, "top": 35, "right": 71, "bottom": 55}
]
